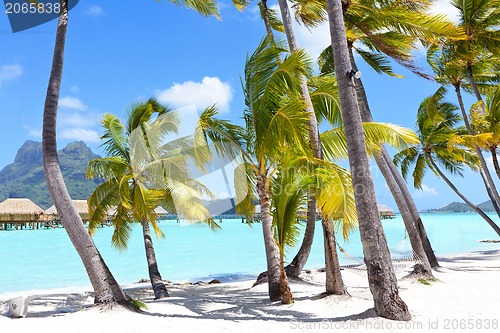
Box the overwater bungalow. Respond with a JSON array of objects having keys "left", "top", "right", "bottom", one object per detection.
[
  {"left": 378, "top": 204, "right": 396, "bottom": 219},
  {"left": 0, "top": 198, "right": 45, "bottom": 230},
  {"left": 44, "top": 199, "right": 90, "bottom": 222}
]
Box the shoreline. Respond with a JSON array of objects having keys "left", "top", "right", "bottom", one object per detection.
[
  {"left": 2, "top": 248, "right": 500, "bottom": 332},
  {"left": 1, "top": 247, "right": 498, "bottom": 300},
  {"left": 1, "top": 247, "right": 499, "bottom": 300}
]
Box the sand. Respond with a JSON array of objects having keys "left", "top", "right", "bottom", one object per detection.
[{"left": 1, "top": 249, "right": 499, "bottom": 333}]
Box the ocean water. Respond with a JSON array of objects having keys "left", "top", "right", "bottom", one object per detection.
[{"left": 0, "top": 213, "right": 499, "bottom": 296}]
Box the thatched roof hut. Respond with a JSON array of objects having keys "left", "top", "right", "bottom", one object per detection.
[
  {"left": 0, "top": 198, "right": 44, "bottom": 222},
  {"left": 154, "top": 206, "right": 168, "bottom": 218},
  {"left": 45, "top": 200, "right": 90, "bottom": 221},
  {"left": 378, "top": 204, "right": 396, "bottom": 219}
]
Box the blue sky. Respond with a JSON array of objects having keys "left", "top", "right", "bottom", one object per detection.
[{"left": 0, "top": 0, "right": 494, "bottom": 210}]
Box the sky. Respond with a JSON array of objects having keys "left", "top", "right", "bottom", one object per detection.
[{"left": 0, "top": 0, "right": 495, "bottom": 211}]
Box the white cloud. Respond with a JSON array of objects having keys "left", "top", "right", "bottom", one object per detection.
[
  {"left": 430, "top": 0, "right": 460, "bottom": 24},
  {"left": 59, "top": 97, "right": 87, "bottom": 110},
  {"left": 60, "top": 129, "right": 100, "bottom": 142},
  {"left": 85, "top": 5, "right": 104, "bottom": 17},
  {"left": 60, "top": 112, "right": 98, "bottom": 128},
  {"left": 0, "top": 64, "right": 23, "bottom": 86},
  {"left": 70, "top": 85, "right": 79, "bottom": 93},
  {"left": 156, "top": 76, "right": 233, "bottom": 113},
  {"left": 415, "top": 184, "right": 438, "bottom": 198}
]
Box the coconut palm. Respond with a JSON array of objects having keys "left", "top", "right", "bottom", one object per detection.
[
  {"left": 324, "top": 0, "right": 411, "bottom": 320},
  {"left": 293, "top": 0, "right": 455, "bottom": 271},
  {"left": 428, "top": 45, "right": 500, "bottom": 218},
  {"left": 308, "top": 0, "right": 459, "bottom": 270},
  {"left": 477, "top": 85, "right": 500, "bottom": 178},
  {"left": 428, "top": 0, "right": 500, "bottom": 216},
  {"left": 450, "top": 85, "right": 500, "bottom": 179},
  {"left": 270, "top": 153, "right": 359, "bottom": 302},
  {"left": 450, "top": 0, "right": 500, "bottom": 102},
  {"left": 42, "top": 0, "right": 130, "bottom": 307},
  {"left": 42, "top": 0, "right": 222, "bottom": 308},
  {"left": 240, "top": 37, "right": 314, "bottom": 301},
  {"left": 87, "top": 99, "right": 215, "bottom": 299},
  {"left": 394, "top": 87, "right": 500, "bottom": 236}
]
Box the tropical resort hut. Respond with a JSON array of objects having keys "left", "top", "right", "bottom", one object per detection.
[
  {"left": 154, "top": 206, "right": 168, "bottom": 219},
  {"left": 378, "top": 204, "right": 396, "bottom": 219},
  {"left": 0, "top": 198, "right": 45, "bottom": 230},
  {"left": 44, "top": 199, "right": 90, "bottom": 223}
]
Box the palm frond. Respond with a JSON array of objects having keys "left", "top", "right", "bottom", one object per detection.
[{"left": 162, "top": 0, "right": 220, "bottom": 18}]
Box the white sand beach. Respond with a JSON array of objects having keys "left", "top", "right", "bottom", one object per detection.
[{"left": 1, "top": 249, "right": 499, "bottom": 333}]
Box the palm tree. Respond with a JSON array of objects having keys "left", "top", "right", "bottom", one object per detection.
[
  {"left": 42, "top": 0, "right": 130, "bottom": 307},
  {"left": 324, "top": 0, "right": 411, "bottom": 320},
  {"left": 41, "top": 0, "right": 222, "bottom": 308},
  {"left": 241, "top": 38, "right": 314, "bottom": 301},
  {"left": 451, "top": 0, "right": 500, "bottom": 102},
  {"left": 271, "top": 0, "right": 331, "bottom": 282},
  {"left": 87, "top": 99, "right": 216, "bottom": 300},
  {"left": 306, "top": 0, "right": 456, "bottom": 270},
  {"left": 449, "top": 85, "right": 500, "bottom": 178},
  {"left": 428, "top": 0, "right": 500, "bottom": 215},
  {"left": 478, "top": 85, "right": 500, "bottom": 178},
  {"left": 394, "top": 87, "right": 500, "bottom": 236},
  {"left": 428, "top": 45, "right": 500, "bottom": 218},
  {"left": 295, "top": 0, "right": 454, "bottom": 271}
]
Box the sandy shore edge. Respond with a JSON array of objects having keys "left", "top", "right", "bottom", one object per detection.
[{"left": 1, "top": 249, "right": 499, "bottom": 332}]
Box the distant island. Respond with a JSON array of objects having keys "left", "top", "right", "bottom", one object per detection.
[
  {"left": 423, "top": 200, "right": 495, "bottom": 213},
  {"left": 0, "top": 140, "right": 101, "bottom": 209}
]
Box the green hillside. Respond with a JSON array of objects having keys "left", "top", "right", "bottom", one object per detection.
[
  {"left": 0, "top": 140, "right": 101, "bottom": 209},
  {"left": 430, "top": 200, "right": 495, "bottom": 213}
]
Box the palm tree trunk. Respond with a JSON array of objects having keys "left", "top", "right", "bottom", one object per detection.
[
  {"left": 347, "top": 46, "right": 434, "bottom": 275},
  {"left": 285, "top": 197, "right": 316, "bottom": 277},
  {"left": 455, "top": 85, "right": 500, "bottom": 217},
  {"left": 428, "top": 156, "right": 500, "bottom": 236},
  {"left": 141, "top": 220, "right": 169, "bottom": 299},
  {"left": 490, "top": 147, "right": 500, "bottom": 179},
  {"left": 257, "top": 173, "right": 281, "bottom": 301},
  {"left": 382, "top": 150, "right": 439, "bottom": 268},
  {"left": 279, "top": 251, "right": 294, "bottom": 304},
  {"left": 260, "top": 0, "right": 275, "bottom": 43},
  {"left": 467, "top": 64, "right": 483, "bottom": 103},
  {"left": 256, "top": 5, "right": 312, "bottom": 278},
  {"left": 325, "top": 0, "right": 411, "bottom": 321},
  {"left": 277, "top": 0, "right": 340, "bottom": 285},
  {"left": 42, "top": 0, "right": 129, "bottom": 307},
  {"left": 322, "top": 218, "right": 345, "bottom": 294}
]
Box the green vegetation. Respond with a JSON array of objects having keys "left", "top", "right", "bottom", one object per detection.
[{"left": 0, "top": 140, "right": 100, "bottom": 208}]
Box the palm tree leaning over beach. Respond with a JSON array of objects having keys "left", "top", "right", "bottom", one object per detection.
[
  {"left": 324, "top": 0, "right": 411, "bottom": 320},
  {"left": 87, "top": 99, "right": 216, "bottom": 299},
  {"left": 430, "top": 0, "right": 500, "bottom": 215},
  {"left": 42, "top": 0, "right": 222, "bottom": 307},
  {"left": 427, "top": 44, "right": 500, "bottom": 218},
  {"left": 307, "top": 0, "right": 456, "bottom": 271},
  {"left": 394, "top": 87, "right": 500, "bottom": 237},
  {"left": 42, "top": 0, "right": 130, "bottom": 307}
]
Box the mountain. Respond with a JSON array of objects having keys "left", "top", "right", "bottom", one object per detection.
[
  {"left": 429, "top": 200, "right": 495, "bottom": 213},
  {"left": 0, "top": 140, "right": 101, "bottom": 209}
]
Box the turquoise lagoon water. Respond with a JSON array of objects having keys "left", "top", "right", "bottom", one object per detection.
[{"left": 0, "top": 213, "right": 499, "bottom": 296}]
